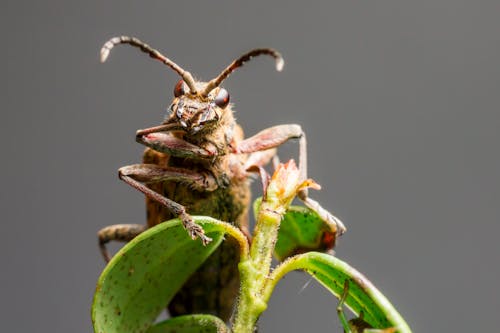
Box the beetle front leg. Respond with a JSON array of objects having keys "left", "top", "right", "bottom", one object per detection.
[
  {"left": 118, "top": 164, "right": 216, "bottom": 245},
  {"left": 97, "top": 164, "right": 217, "bottom": 262},
  {"left": 235, "top": 124, "right": 346, "bottom": 235},
  {"left": 136, "top": 128, "right": 217, "bottom": 159}
]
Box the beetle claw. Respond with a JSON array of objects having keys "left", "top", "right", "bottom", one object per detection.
[{"left": 180, "top": 213, "right": 212, "bottom": 245}]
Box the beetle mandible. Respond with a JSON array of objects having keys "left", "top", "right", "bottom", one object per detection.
[{"left": 97, "top": 36, "right": 346, "bottom": 321}]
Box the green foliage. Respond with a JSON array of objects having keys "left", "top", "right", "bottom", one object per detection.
[
  {"left": 92, "top": 161, "right": 412, "bottom": 333},
  {"left": 275, "top": 205, "right": 336, "bottom": 260},
  {"left": 92, "top": 218, "right": 228, "bottom": 333},
  {"left": 269, "top": 252, "right": 411, "bottom": 332},
  {"left": 253, "top": 198, "right": 335, "bottom": 261}
]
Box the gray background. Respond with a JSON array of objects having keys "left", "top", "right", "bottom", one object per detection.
[{"left": 2, "top": 1, "right": 499, "bottom": 332}]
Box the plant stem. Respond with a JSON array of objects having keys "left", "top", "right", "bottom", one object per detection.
[
  {"left": 232, "top": 204, "right": 283, "bottom": 333},
  {"left": 232, "top": 160, "right": 311, "bottom": 333}
]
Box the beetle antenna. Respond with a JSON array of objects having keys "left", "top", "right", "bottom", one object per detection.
[
  {"left": 202, "top": 48, "right": 284, "bottom": 96},
  {"left": 100, "top": 36, "right": 198, "bottom": 94}
]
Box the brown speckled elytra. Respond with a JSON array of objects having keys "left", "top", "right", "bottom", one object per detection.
[{"left": 97, "top": 36, "right": 346, "bottom": 321}]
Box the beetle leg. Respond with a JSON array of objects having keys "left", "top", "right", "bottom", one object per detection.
[
  {"left": 297, "top": 193, "right": 346, "bottom": 235},
  {"left": 120, "top": 164, "right": 215, "bottom": 244},
  {"left": 234, "top": 124, "right": 308, "bottom": 186},
  {"left": 235, "top": 124, "right": 346, "bottom": 235},
  {"left": 244, "top": 148, "right": 277, "bottom": 171},
  {"left": 97, "top": 224, "right": 146, "bottom": 262},
  {"left": 119, "top": 164, "right": 218, "bottom": 191},
  {"left": 337, "top": 280, "right": 354, "bottom": 333},
  {"left": 97, "top": 165, "right": 217, "bottom": 262},
  {"left": 136, "top": 131, "right": 216, "bottom": 159},
  {"left": 135, "top": 123, "right": 183, "bottom": 136},
  {"left": 337, "top": 281, "right": 396, "bottom": 333},
  {"left": 136, "top": 123, "right": 217, "bottom": 159}
]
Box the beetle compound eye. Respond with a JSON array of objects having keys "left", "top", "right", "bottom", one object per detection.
[
  {"left": 174, "top": 80, "right": 185, "bottom": 97},
  {"left": 168, "top": 103, "right": 175, "bottom": 114},
  {"left": 214, "top": 88, "right": 230, "bottom": 108}
]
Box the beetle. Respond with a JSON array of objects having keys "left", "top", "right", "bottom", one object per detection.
[{"left": 97, "top": 36, "right": 345, "bottom": 321}]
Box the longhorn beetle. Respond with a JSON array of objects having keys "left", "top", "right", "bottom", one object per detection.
[{"left": 97, "top": 36, "right": 346, "bottom": 321}]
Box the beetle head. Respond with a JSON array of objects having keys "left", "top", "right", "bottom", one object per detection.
[
  {"left": 166, "top": 80, "right": 230, "bottom": 134},
  {"left": 100, "top": 36, "right": 283, "bottom": 134}
]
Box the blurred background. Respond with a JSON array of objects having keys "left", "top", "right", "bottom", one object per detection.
[{"left": 2, "top": 1, "right": 499, "bottom": 332}]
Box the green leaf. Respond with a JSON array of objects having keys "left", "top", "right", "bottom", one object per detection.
[
  {"left": 269, "top": 252, "right": 411, "bottom": 332},
  {"left": 146, "top": 314, "right": 229, "bottom": 333},
  {"left": 275, "top": 206, "right": 336, "bottom": 261},
  {"left": 92, "top": 217, "right": 232, "bottom": 333},
  {"left": 253, "top": 197, "right": 335, "bottom": 261}
]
